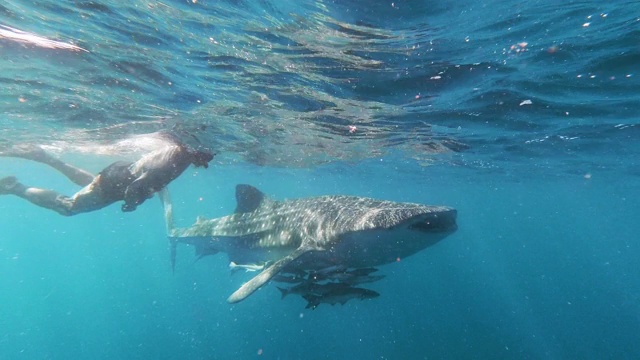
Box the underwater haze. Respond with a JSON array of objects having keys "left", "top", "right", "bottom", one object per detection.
[{"left": 1, "top": 0, "right": 639, "bottom": 359}]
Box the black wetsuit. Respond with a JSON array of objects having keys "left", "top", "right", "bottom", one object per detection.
[{"left": 96, "top": 161, "right": 136, "bottom": 203}]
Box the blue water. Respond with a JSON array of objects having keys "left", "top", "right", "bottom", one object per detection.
[{"left": 1, "top": 0, "right": 639, "bottom": 359}]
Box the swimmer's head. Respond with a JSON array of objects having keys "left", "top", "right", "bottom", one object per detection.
[{"left": 191, "top": 149, "right": 214, "bottom": 168}]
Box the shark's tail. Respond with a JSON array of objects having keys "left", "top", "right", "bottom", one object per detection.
[
  {"left": 303, "top": 295, "right": 320, "bottom": 310},
  {"left": 158, "top": 188, "right": 177, "bottom": 272},
  {"left": 229, "top": 261, "right": 241, "bottom": 274}
]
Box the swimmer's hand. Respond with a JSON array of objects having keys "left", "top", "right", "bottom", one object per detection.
[{"left": 121, "top": 203, "right": 137, "bottom": 212}]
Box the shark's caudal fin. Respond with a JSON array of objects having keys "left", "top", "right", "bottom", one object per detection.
[
  {"left": 303, "top": 295, "right": 320, "bottom": 310},
  {"left": 234, "top": 184, "right": 267, "bottom": 213},
  {"left": 227, "top": 243, "right": 318, "bottom": 303},
  {"left": 158, "top": 188, "right": 178, "bottom": 272}
]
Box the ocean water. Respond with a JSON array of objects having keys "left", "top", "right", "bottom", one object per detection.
[{"left": 1, "top": 0, "right": 639, "bottom": 359}]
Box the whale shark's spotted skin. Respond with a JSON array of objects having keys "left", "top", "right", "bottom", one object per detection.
[{"left": 163, "top": 185, "right": 457, "bottom": 303}]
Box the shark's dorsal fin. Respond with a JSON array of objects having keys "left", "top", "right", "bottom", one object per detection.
[
  {"left": 235, "top": 184, "right": 266, "bottom": 213},
  {"left": 227, "top": 242, "right": 320, "bottom": 303}
]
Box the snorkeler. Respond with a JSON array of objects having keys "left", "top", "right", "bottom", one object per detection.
[{"left": 0, "top": 132, "right": 214, "bottom": 216}]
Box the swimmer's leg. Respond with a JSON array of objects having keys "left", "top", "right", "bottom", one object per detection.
[
  {"left": 0, "top": 176, "right": 19, "bottom": 195},
  {"left": 0, "top": 176, "right": 75, "bottom": 216},
  {"left": 0, "top": 144, "right": 95, "bottom": 186},
  {"left": 0, "top": 176, "right": 112, "bottom": 216}
]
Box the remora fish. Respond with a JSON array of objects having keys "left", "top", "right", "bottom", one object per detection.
[
  {"left": 162, "top": 184, "right": 457, "bottom": 303},
  {"left": 308, "top": 266, "right": 382, "bottom": 284},
  {"left": 272, "top": 273, "right": 306, "bottom": 284},
  {"left": 328, "top": 273, "right": 386, "bottom": 285},
  {"left": 277, "top": 282, "right": 351, "bottom": 299},
  {"left": 229, "top": 261, "right": 269, "bottom": 273},
  {"left": 303, "top": 287, "right": 380, "bottom": 309}
]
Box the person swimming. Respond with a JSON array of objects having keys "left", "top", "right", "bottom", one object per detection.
[{"left": 0, "top": 132, "right": 214, "bottom": 216}]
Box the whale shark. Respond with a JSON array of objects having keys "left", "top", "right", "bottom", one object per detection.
[{"left": 161, "top": 184, "right": 457, "bottom": 304}]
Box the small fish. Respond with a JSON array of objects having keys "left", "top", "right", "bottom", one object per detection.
[
  {"left": 272, "top": 274, "right": 306, "bottom": 284},
  {"left": 333, "top": 273, "right": 386, "bottom": 285},
  {"left": 316, "top": 265, "right": 348, "bottom": 276},
  {"left": 308, "top": 265, "right": 347, "bottom": 281},
  {"left": 277, "top": 282, "right": 350, "bottom": 299},
  {"left": 229, "top": 261, "right": 268, "bottom": 273},
  {"left": 303, "top": 287, "right": 380, "bottom": 309},
  {"left": 347, "top": 267, "right": 379, "bottom": 276},
  {"left": 310, "top": 267, "right": 384, "bottom": 285}
]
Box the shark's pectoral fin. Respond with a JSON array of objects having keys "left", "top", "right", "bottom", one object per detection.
[
  {"left": 227, "top": 244, "right": 319, "bottom": 303},
  {"left": 194, "top": 242, "right": 219, "bottom": 261}
]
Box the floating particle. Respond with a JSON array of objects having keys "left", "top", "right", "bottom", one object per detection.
[
  {"left": 583, "top": 22, "right": 591, "bottom": 27},
  {"left": 584, "top": 173, "right": 592, "bottom": 179},
  {"left": 509, "top": 42, "right": 528, "bottom": 54},
  {"left": 519, "top": 99, "right": 533, "bottom": 106}
]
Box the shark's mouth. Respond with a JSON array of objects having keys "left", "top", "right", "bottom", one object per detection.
[{"left": 409, "top": 209, "right": 457, "bottom": 233}]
